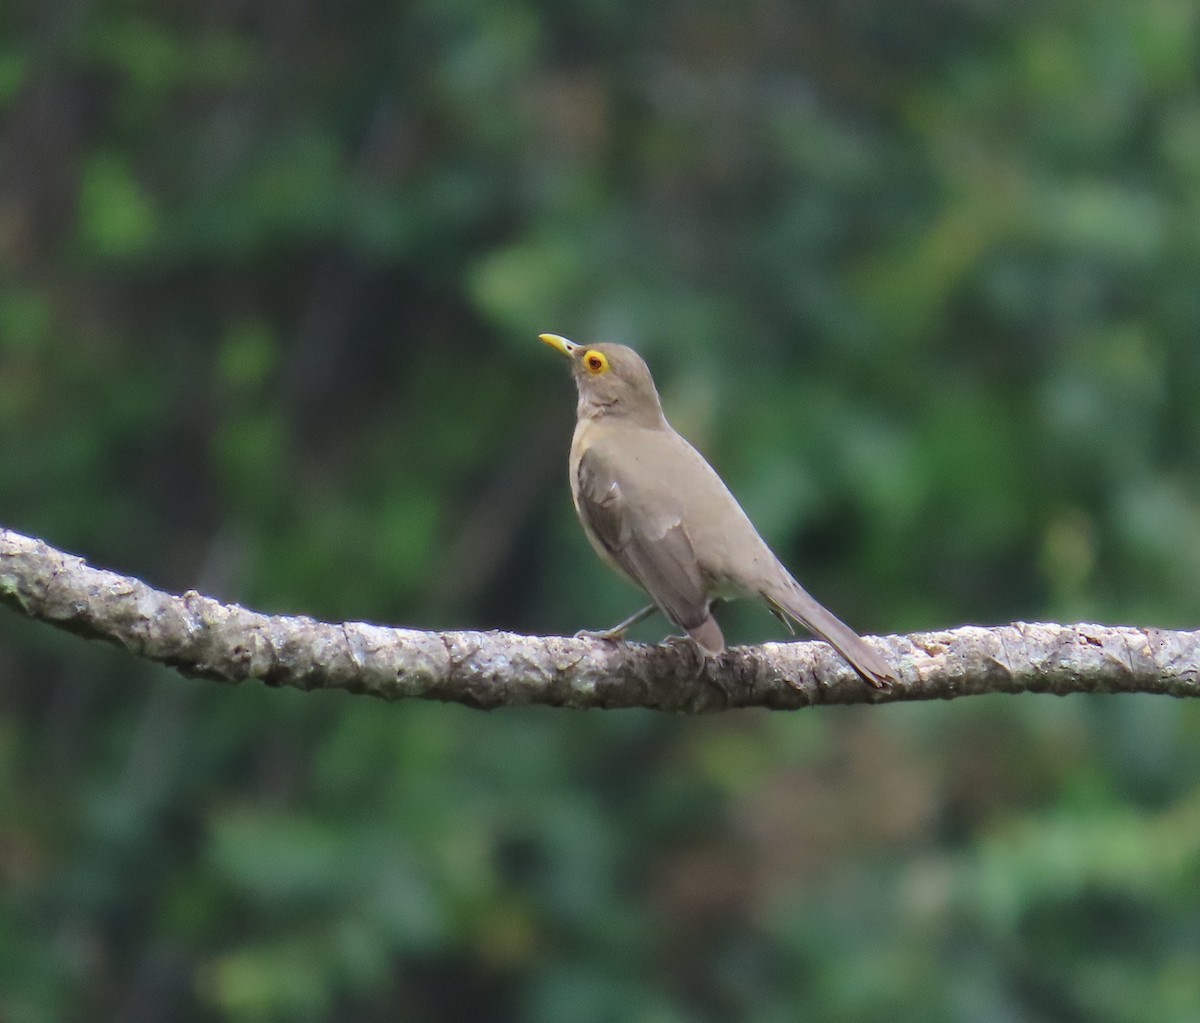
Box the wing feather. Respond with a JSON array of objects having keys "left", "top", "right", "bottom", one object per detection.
[{"left": 575, "top": 448, "right": 710, "bottom": 630}]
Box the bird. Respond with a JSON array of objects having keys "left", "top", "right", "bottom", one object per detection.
[{"left": 540, "top": 332, "right": 894, "bottom": 689}]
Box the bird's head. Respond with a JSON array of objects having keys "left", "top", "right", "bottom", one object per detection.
[{"left": 539, "top": 333, "right": 665, "bottom": 425}]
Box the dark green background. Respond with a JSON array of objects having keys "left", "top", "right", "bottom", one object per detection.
[{"left": 3, "top": 1, "right": 1200, "bottom": 1019}]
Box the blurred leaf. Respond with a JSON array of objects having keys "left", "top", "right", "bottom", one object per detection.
[{"left": 75, "top": 150, "right": 158, "bottom": 257}]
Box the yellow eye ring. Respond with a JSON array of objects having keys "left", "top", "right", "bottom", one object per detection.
[{"left": 583, "top": 350, "right": 609, "bottom": 375}]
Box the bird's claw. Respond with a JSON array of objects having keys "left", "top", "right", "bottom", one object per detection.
[
  {"left": 660, "top": 634, "right": 710, "bottom": 683},
  {"left": 574, "top": 628, "right": 627, "bottom": 643}
]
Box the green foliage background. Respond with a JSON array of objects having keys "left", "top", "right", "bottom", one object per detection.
[{"left": 3, "top": 1, "right": 1200, "bottom": 1019}]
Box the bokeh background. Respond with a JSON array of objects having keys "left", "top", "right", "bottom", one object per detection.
[{"left": 4, "top": 1, "right": 1200, "bottom": 1020}]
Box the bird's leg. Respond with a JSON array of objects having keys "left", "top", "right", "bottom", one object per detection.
[{"left": 576, "top": 603, "right": 659, "bottom": 642}]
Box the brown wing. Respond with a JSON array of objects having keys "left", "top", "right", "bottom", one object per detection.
[{"left": 575, "top": 447, "right": 711, "bottom": 632}]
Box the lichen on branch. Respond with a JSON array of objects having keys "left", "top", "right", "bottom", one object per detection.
[{"left": 1, "top": 527, "right": 1197, "bottom": 710}]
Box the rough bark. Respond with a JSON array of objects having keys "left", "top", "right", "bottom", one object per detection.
[{"left": 2, "top": 527, "right": 1197, "bottom": 711}]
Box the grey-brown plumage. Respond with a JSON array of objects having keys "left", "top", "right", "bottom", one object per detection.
[{"left": 540, "top": 333, "right": 893, "bottom": 688}]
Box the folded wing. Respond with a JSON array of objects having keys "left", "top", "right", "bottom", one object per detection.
[{"left": 575, "top": 448, "right": 724, "bottom": 653}]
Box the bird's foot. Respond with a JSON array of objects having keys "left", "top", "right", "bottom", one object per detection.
[
  {"left": 661, "top": 634, "right": 712, "bottom": 683},
  {"left": 575, "top": 604, "right": 659, "bottom": 644},
  {"left": 575, "top": 627, "right": 628, "bottom": 643},
  {"left": 661, "top": 633, "right": 699, "bottom": 653}
]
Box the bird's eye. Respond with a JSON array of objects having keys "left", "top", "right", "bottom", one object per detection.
[{"left": 584, "top": 351, "right": 609, "bottom": 375}]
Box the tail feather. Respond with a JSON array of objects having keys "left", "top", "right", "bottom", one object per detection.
[{"left": 765, "top": 579, "right": 893, "bottom": 688}]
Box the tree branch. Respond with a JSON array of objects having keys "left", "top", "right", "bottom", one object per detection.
[{"left": 2, "top": 526, "right": 1197, "bottom": 711}]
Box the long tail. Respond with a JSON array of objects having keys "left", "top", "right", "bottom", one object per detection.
[{"left": 764, "top": 577, "right": 894, "bottom": 688}]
